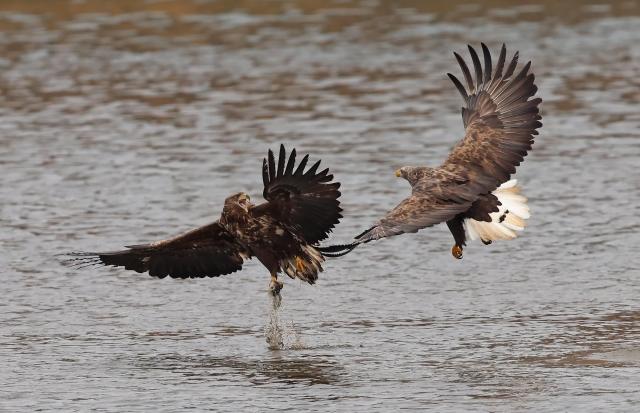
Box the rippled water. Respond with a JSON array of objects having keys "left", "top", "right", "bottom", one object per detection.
[{"left": 2, "top": 1, "right": 640, "bottom": 411}]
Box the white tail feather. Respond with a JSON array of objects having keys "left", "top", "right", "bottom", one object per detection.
[{"left": 463, "top": 179, "right": 530, "bottom": 243}]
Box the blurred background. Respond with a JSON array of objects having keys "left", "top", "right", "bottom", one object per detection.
[{"left": 1, "top": 1, "right": 639, "bottom": 412}]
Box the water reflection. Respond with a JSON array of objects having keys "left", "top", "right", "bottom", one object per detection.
[
  {"left": 135, "top": 353, "right": 348, "bottom": 386},
  {"left": 519, "top": 310, "right": 640, "bottom": 368}
]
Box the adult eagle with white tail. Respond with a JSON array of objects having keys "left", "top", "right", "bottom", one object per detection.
[
  {"left": 321, "top": 43, "right": 541, "bottom": 259},
  {"left": 67, "top": 145, "right": 342, "bottom": 295}
]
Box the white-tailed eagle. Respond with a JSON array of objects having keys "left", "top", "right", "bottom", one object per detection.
[{"left": 321, "top": 43, "right": 541, "bottom": 259}]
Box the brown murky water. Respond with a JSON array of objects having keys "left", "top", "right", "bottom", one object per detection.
[{"left": 2, "top": 1, "right": 640, "bottom": 411}]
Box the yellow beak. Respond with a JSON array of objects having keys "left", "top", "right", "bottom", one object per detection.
[{"left": 395, "top": 169, "right": 401, "bottom": 177}]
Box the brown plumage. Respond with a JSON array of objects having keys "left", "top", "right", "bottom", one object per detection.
[
  {"left": 321, "top": 43, "right": 541, "bottom": 259},
  {"left": 66, "top": 145, "right": 342, "bottom": 294}
]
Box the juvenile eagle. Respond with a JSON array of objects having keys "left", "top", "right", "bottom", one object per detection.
[
  {"left": 322, "top": 43, "right": 541, "bottom": 259},
  {"left": 67, "top": 145, "right": 342, "bottom": 295}
]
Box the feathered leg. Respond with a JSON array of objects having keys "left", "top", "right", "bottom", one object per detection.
[
  {"left": 446, "top": 215, "right": 466, "bottom": 259},
  {"left": 268, "top": 270, "right": 284, "bottom": 296}
]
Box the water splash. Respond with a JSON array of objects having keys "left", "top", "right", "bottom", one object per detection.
[{"left": 264, "top": 293, "right": 304, "bottom": 350}]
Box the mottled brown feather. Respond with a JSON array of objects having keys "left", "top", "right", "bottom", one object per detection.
[
  {"left": 66, "top": 222, "right": 249, "bottom": 279},
  {"left": 355, "top": 43, "right": 541, "bottom": 243},
  {"left": 66, "top": 145, "right": 343, "bottom": 283}
]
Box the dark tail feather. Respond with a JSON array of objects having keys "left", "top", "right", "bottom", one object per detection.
[{"left": 316, "top": 242, "right": 360, "bottom": 258}]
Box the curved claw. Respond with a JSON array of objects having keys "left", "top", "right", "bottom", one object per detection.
[{"left": 451, "top": 244, "right": 463, "bottom": 260}]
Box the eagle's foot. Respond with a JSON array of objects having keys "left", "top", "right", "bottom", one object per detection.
[
  {"left": 269, "top": 278, "right": 284, "bottom": 296},
  {"left": 451, "top": 244, "right": 463, "bottom": 259}
]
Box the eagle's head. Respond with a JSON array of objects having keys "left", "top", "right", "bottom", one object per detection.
[
  {"left": 395, "top": 166, "right": 432, "bottom": 186},
  {"left": 223, "top": 192, "right": 253, "bottom": 214}
]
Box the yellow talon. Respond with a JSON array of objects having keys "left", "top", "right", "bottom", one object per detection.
[
  {"left": 452, "top": 245, "right": 463, "bottom": 260},
  {"left": 295, "top": 256, "right": 306, "bottom": 272}
]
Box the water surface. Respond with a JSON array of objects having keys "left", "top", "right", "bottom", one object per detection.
[{"left": 1, "top": 1, "right": 640, "bottom": 411}]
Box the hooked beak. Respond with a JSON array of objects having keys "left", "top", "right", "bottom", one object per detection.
[
  {"left": 395, "top": 169, "right": 401, "bottom": 177},
  {"left": 238, "top": 193, "right": 251, "bottom": 209}
]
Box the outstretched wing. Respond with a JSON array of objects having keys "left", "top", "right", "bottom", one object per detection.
[
  {"left": 252, "top": 144, "right": 342, "bottom": 244},
  {"left": 355, "top": 171, "right": 474, "bottom": 243},
  {"left": 443, "top": 43, "right": 542, "bottom": 192},
  {"left": 328, "top": 44, "right": 542, "bottom": 247},
  {"left": 66, "top": 222, "right": 251, "bottom": 279}
]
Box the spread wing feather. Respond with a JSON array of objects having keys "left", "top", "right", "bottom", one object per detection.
[
  {"left": 356, "top": 196, "right": 468, "bottom": 242},
  {"left": 444, "top": 43, "right": 541, "bottom": 194},
  {"left": 65, "top": 222, "right": 250, "bottom": 279},
  {"left": 355, "top": 170, "right": 477, "bottom": 243},
  {"left": 255, "top": 144, "right": 342, "bottom": 244}
]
